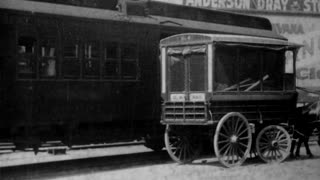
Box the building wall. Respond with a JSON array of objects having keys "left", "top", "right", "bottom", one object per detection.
[
  {"left": 153, "top": 0, "right": 320, "bottom": 91},
  {"left": 266, "top": 15, "right": 320, "bottom": 89}
]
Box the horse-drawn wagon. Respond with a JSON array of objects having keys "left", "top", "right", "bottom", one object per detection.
[{"left": 160, "top": 33, "right": 301, "bottom": 167}]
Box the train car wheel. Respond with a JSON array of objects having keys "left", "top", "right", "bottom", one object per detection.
[
  {"left": 214, "top": 112, "right": 252, "bottom": 168},
  {"left": 256, "top": 125, "right": 291, "bottom": 163},
  {"left": 164, "top": 125, "right": 201, "bottom": 164}
]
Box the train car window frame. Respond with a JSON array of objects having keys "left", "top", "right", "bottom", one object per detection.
[
  {"left": 62, "top": 40, "right": 81, "bottom": 79},
  {"left": 16, "top": 35, "right": 37, "bottom": 79},
  {"left": 37, "top": 17, "right": 59, "bottom": 79},
  {"left": 39, "top": 38, "right": 57, "bottom": 78},
  {"left": 103, "top": 42, "right": 120, "bottom": 79},
  {"left": 16, "top": 15, "right": 38, "bottom": 80},
  {"left": 121, "top": 42, "right": 139, "bottom": 79},
  {"left": 83, "top": 41, "right": 101, "bottom": 79}
]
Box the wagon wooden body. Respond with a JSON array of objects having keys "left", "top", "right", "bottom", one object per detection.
[{"left": 160, "top": 33, "right": 301, "bottom": 167}]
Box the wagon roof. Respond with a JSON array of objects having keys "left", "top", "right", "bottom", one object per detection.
[{"left": 160, "top": 33, "right": 302, "bottom": 49}]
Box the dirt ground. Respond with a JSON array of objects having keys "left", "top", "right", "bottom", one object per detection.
[
  {"left": 1, "top": 143, "right": 319, "bottom": 180},
  {"left": 48, "top": 145, "right": 320, "bottom": 180}
]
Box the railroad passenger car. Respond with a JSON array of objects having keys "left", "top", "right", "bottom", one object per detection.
[{"left": 0, "top": 0, "right": 284, "bottom": 151}]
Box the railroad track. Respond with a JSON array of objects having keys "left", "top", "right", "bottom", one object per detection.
[
  {"left": 0, "top": 140, "right": 148, "bottom": 168},
  {"left": 0, "top": 147, "right": 169, "bottom": 180},
  {"left": 0, "top": 142, "right": 15, "bottom": 154},
  {"left": 0, "top": 140, "right": 145, "bottom": 155}
]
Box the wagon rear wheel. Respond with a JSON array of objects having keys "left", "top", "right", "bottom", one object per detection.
[
  {"left": 214, "top": 112, "right": 252, "bottom": 168},
  {"left": 164, "top": 125, "right": 201, "bottom": 164},
  {"left": 256, "top": 125, "right": 291, "bottom": 163}
]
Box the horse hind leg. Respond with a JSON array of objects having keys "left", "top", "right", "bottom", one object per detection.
[
  {"left": 304, "top": 136, "right": 313, "bottom": 158},
  {"left": 295, "top": 138, "right": 302, "bottom": 158},
  {"left": 290, "top": 139, "right": 297, "bottom": 158}
]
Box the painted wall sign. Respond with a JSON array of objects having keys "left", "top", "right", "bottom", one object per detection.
[
  {"left": 153, "top": 0, "right": 320, "bottom": 90},
  {"left": 266, "top": 15, "right": 320, "bottom": 89},
  {"left": 181, "top": 0, "right": 320, "bottom": 13}
]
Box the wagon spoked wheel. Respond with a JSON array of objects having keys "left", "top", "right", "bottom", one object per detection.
[
  {"left": 256, "top": 125, "right": 291, "bottom": 163},
  {"left": 164, "top": 125, "right": 201, "bottom": 164},
  {"left": 214, "top": 112, "right": 252, "bottom": 168}
]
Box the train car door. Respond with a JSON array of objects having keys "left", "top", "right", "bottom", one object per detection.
[{"left": 0, "top": 23, "right": 16, "bottom": 138}]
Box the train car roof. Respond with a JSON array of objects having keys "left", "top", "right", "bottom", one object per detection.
[
  {"left": 160, "top": 33, "right": 301, "bottom": 49},
  {"left": 0, "top": 0, "right": 285, "bottom": 40},
  {"left": 125, "top": 0, "right": 272, "bottom": 31}
]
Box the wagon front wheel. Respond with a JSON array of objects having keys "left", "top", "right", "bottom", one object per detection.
[
  {"left": 214, "top": 112, "right": 252, "bottom": 168},
  {"left": 256, "top": 125, "right": 291, "bottom": 163},
  {"left": 164, "top": 125, "right": 201, "bottom": 164}
]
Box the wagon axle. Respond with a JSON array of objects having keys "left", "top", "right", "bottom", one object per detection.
[
  {"left": 230, "top": 135, "right": 238, "bottom": 144},
  {"left": 271, "top": 140, "right": 279, "bottom": 148}
]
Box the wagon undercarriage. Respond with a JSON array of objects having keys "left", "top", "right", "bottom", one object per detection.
[{"left": 163, "top": 109, "right": 293, "bottom": 167}]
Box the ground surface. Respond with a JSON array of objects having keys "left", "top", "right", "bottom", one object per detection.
[{"left": 1, "top": 144, "right": 320, "bottom": 180}]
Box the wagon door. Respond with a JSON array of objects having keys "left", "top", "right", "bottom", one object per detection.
[{"left": 0, "top": 23, "right": 16, "bottom": 137}]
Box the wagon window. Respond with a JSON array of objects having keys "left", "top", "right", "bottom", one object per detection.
[
  {"left": 83, "top": 42, "right": 100, "bottom": 78},
  {"left": 214, "top": 47, "right": 237, "bottom": 91},
  {"left": 39, "top": 39, "right": 56, "bottom": 78},
  {"left": 189, "top": 53, "right": 206, "bottom": 91},
  {"left": 285, "top": 51, "right": 294, "bottom": 74},
  {"left": 63, "top": 41, "right": 80, "bottom": 78},
  {"left": 239, "top": 49, "right": 261, "bottom": 91},
  {"left": 17, "top": 36, "right": 37, "bottom": 79},
  {"left": 262, "top": 50, "right": 283, "bottom": 91},
  {"left": 284, "top": 50, "right": 295, "bottom": 90},
  {"left": 168, "top": 54, "right": 185, "bottom": 92}
]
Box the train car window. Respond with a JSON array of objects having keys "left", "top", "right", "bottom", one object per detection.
[
  {"left": 63, "top": 43, "right": 78, "bottom": 58},
  {"left": 122, "top": 43, "right": 138, "bottom": 79},
  {"left": 103, "top": 42, "right": 119, "bottom": 78},
  {"left": 214, "top": 47, "right": 237, "bottom": 91},
  {"left": 63, "top": 41, "right": 80, "bottom": 78},
  {"left": 83, "top": 42, "right": 100, "bottom": 78},
  {"left": 262, "top": 50, "right": 284, "bottom": 91},
  {"left": 39, "top": 39, "right": 56, "bottom": 78},
  {"left": 239, "top": 49, "right": 261, "bottom": 91},
  {"left": 84, "top": 42, "right": 99, "bottom": 59},
  {"left": 284, "top": 50, "right": 294, "bottom": 90},
  {"left": 17, "top": 36, "right": 37, "bottom": 79}
]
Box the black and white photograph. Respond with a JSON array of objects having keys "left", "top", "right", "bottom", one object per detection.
[{"left": 0, "top": 0, "right": 320, "bottom": 179}]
